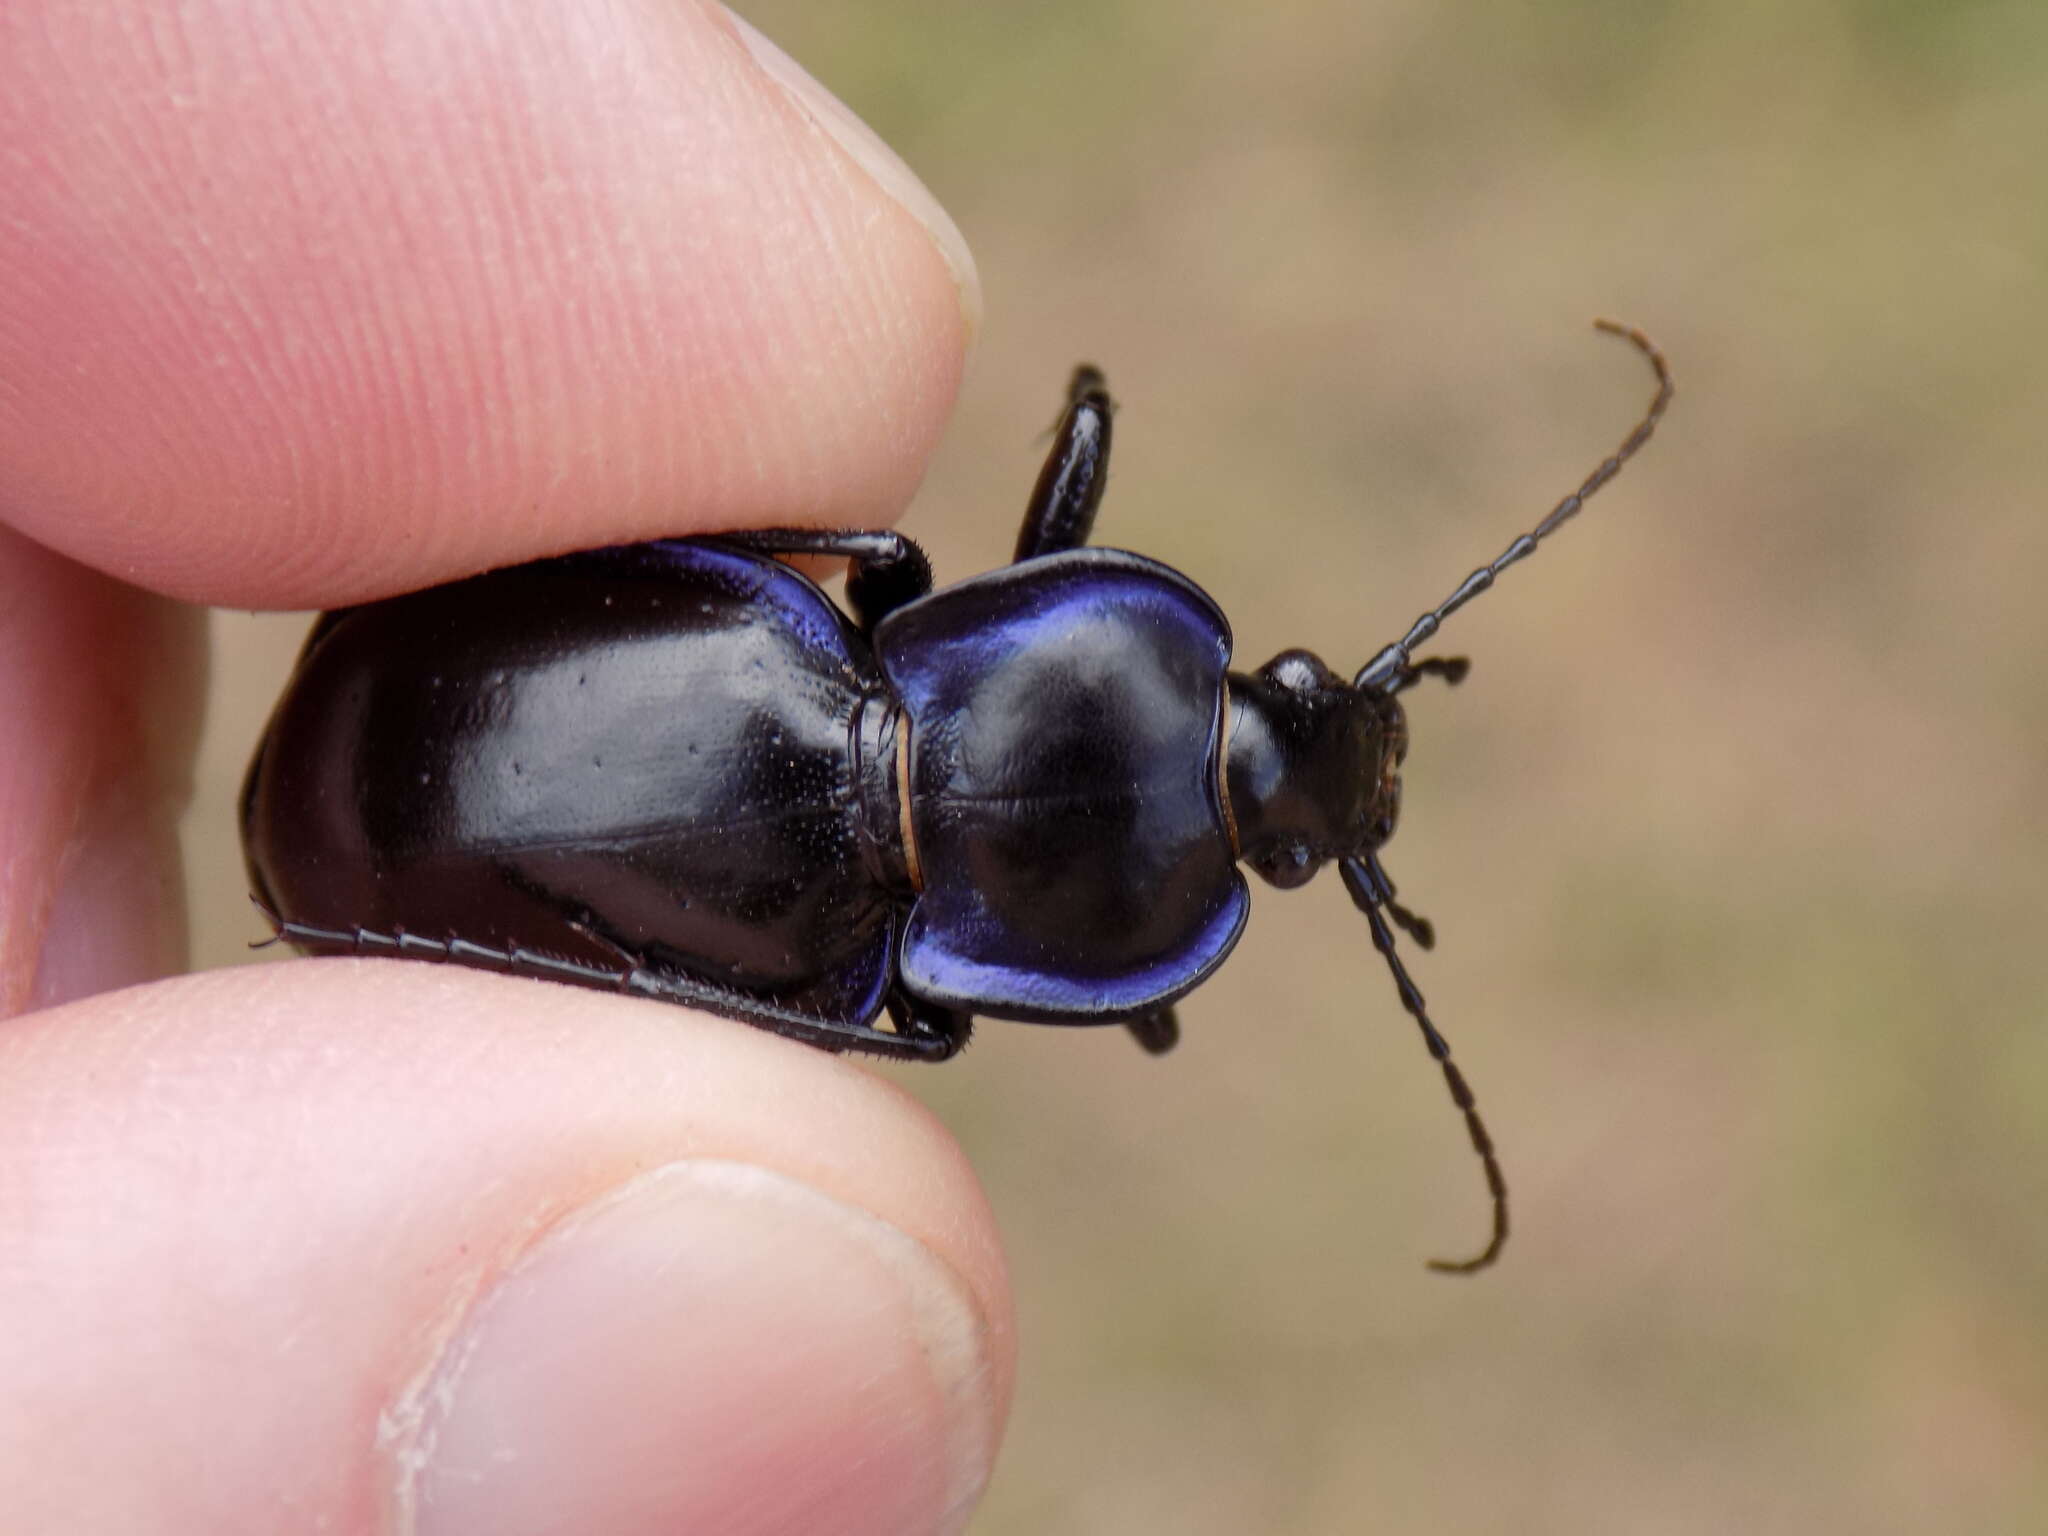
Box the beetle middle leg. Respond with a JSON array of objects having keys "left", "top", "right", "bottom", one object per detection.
[
  {"left": 702, "top": 529, "right": 933, "bottom": 634},
  {"left": 1013, "top": 365, "right": 1114, "bottom": 561},
  {"left": 1123, "top": 1005, "right": 1179, "bottom": 1056},
  {"left": 600, "top": 966, "right": 970, "bottom": 1062},
  {"left": 564, "top": 916, "right": 967, "bottom": 1063}
]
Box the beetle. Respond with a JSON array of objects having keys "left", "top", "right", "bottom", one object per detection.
[{"left": 241, "top": 320, "right": 1670, "bottom": 1272}]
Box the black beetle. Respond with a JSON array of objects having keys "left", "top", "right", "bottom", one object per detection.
[{"left": 242, "top": 321, "right": 1670, "bottom": 1272}]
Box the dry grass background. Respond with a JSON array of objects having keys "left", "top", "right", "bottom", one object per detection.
[{"left": 184, "top": 3, "right": 2048, "bottom": 1531}]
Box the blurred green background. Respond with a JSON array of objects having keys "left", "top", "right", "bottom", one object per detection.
[{"left": 183, "top": 2, "right": 2048, "bottom": 1531}]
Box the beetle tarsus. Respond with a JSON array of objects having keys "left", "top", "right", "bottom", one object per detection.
[{"left": 1015, "top": 365, "right": 1115, "bottom": 560}]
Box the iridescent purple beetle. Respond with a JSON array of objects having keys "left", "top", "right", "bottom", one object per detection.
[{"left": 243, "top": 321, "right": 1670, "bottom": 1271}]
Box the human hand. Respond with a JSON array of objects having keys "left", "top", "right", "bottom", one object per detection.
[{"left": 0, "top": 4, "right": 1009, "bottom": 1532}]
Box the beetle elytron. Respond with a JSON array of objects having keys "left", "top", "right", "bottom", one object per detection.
[{"left": 242, "top": 321, "right": 1671, "bottom": 1272}]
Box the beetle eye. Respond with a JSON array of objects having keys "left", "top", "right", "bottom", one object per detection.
[{"left": 1253, "top": 842, "right": 1320, "bottom": 890}]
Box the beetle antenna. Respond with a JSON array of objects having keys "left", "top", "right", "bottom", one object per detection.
[
  {"left": 1356, "top": 320, "right": 1672, "bottom": 692},
  {"left": 1339, "top": 856, "right": 1507, "bottom": 1273}
]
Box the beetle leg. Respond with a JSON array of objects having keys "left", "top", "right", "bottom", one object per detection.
[
  {"left": 563, "top": 953, "right": 968, "bottom": 1063},
  {"left": 1012, "top": 365, "right": 1114, "bottom": 561},
  {"left": 593, "top": 964, "right": 967, "bottom": 1061},
  {"left": 254, "top": 903, "right": 961, "bottom": 1062},
  {"left": 883, "top": 990, "right": 975, "bottom": 1062},
  {"left": 261, "top": 913, "right": 646, "bottom": 990},
  {"left": 1123, "top": 1005, "right": 1180, "bottom": 1056},
  {"left": 700, "top": 529, "right": 933, "bottom": 634},
  {"left": 554, "top": 920, "right": 967, "bottom": 1061},
  {"left": 664, "top": 993, "right": 968, "bottom": 1062},
  {"left": 555, "top": 915, "right": 969, "bottom": 1062}
]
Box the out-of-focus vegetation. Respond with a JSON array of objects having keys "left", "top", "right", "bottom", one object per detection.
[{"left": 187, "top": 2, "right": 2048, "bottom": 1530}]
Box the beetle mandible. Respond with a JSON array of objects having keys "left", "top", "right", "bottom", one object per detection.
[{"left": 241, "top": 320, "right": 1671, "bottom": 1273}]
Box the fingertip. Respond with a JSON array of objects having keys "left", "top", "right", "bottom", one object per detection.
[
  {"left": 720, "top": 5, "right": 982, "bottom": 345},
  {"left": 0, "top": 0, "right": 972, "bottom": 608},
  {"left": 0, "top": 965, "right": 1012, "bottom": 1533}
]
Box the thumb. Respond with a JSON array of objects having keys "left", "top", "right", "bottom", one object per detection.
[{"left": 0, "top": 966, "right": 1012, "bottom": 1536}]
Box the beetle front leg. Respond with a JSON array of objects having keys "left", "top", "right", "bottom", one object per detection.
[{"left": 1012, "top": 365, "right": 1115, "bottom": 561}]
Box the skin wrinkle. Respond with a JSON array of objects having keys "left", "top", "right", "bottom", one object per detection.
[
  {"left": 2, "top": 0, "right": 961, "bottom": 607},
  {"left": 2, "top": 776, "right": 79, "bottom": 1017},
  {"left": 377, "top": 1207, "right": 535, "bottom": 1532},
  {"left": 663, "top": 39, "right": 773, "bottom": 508},
  {"left": 711, "top": 7, "right": 930, "bottom": 522},
  {"left": 20, "top": 766, "right": 91, "bottom": 1013},
  {"left": 153, "top": 17, "right": 304, "bottom": 544}
]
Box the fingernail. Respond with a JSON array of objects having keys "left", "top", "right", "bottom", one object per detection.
[
  {"left": 394, "top": 1161, "right": 999, "bottom": 1536},
  {"left": 723, "top": 6, "right": 983, "bottom": 345}
]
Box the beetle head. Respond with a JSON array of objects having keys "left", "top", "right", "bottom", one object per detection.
[
  {"left": 1215, "top": 323, "right": 1672, "bottom": 1277},
  {"left": 1225, "top": 649, "right": 1407, "bottom": 889}
]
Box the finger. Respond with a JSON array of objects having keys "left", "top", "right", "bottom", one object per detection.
[
  {"left": 0, "top": 964, "right": 1013, "bottom": 1536},
  {"left": 0, "top": 524, "right": 206, "bottom": 1013},
  {"left": 0, "top": 0, "right": 977, "bottom": 610}
]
